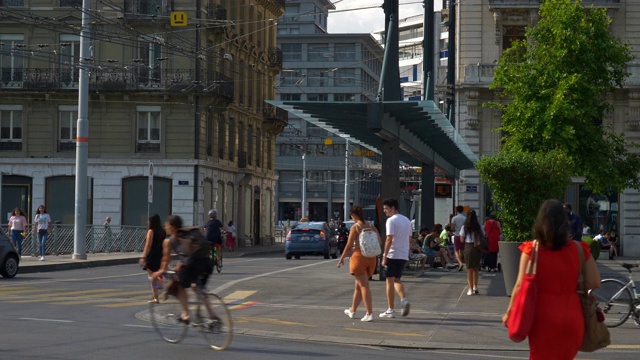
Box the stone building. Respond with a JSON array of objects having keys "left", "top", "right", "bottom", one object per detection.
[
  {"left": 455, "top": 0, "right": 640, "bottom": 255},
  {"left": 0, "top": 0, "right": 284, "bottom": 246}
]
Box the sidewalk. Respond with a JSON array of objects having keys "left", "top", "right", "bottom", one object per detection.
[{"left": 18, "top": 243, "right": 285, "bottom": 274}]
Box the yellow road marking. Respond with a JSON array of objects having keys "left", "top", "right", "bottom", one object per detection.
[
  {"left": 235, "top": 316, "right": 315, "bottom": 327},
  {"left": 224, "top": 290, "right": 256, "bottom": 301},
  {"left": 6, "top": 289, "right": 148, "bottom": 303}
]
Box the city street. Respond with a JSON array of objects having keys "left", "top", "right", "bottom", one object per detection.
[{"left": 1, "top": 253, "right": 639, "bottom": 359}]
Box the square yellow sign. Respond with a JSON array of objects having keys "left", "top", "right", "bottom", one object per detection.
[{"left": 171, "top": 12, "right": 188, "bottom": 27}]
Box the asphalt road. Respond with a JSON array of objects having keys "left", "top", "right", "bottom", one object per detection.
[{"left": 1, "top": 253, "right": 639, "bottom": 359}]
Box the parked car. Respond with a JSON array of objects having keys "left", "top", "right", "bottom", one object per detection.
[
  {"left": 285, "top": 222, "right": 338, "bottom": 260},
  {"left": 0, "top": 231, "right": 19, "bottom": 278}
]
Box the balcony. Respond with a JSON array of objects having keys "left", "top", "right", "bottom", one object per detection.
[
  {"left": 256, "top": 0, "right": 285, "bottom": 16},
  {"left": 267, "top": 47, "right": 283, "bottom": 70},
  {"left": 262, "top": 103, "right": 288, "bottom": 135},
  {"left": 123, "top": 0, "right": 173, "bottom": 21}
]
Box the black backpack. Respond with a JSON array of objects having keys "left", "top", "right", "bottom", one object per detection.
[{"left": 175, "top": 227, "right": 210, "bottom": 258}]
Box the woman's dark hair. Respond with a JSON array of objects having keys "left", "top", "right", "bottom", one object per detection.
[
  {"left": 148, "top": 214, "right": 165, "bottom": 237},
  {"left": 533, "top": 199, "right": 569, "bottom": 250},
  {"left": 463, "top": 210, "right": 482, "bottom": 235},
  {"left": 36, "top": 205, "right": 46, "bottom": 214},
  {"left": 228, "top": 220, "right": 233, "bottom": 226},
  {"left": 431, "top": 223, "right": 443, "bottom": 235},
  {"left": 350, "top": 205, "right": 364, "bottom": 221},
  {"left": 165, "top": 214, "right": 183, "bottom": 229}
]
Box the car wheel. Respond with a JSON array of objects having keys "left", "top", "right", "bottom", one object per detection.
[
  {"left": 1, "top": 254, "right": 19, "bottom": 278},
  {"left": 323, "top": 251, "right": 330, "bottom": 259},
  {"left": 285, "top": 253, "right": 292, "bottom": 260},
  {"left": 294, "top": 255, "right": 301, "bottom": 260}
]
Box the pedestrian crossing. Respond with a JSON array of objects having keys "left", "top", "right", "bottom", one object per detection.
[{"left": 0, "top": 285, "right": 258, "bottom": 309}]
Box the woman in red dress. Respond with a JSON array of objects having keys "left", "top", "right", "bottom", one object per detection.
[
  {"left": 483, "top": 213, "right": 501, "bottom": 271},
  {"left": 502, "top": 199, "right": 601, "bottom": 359}
]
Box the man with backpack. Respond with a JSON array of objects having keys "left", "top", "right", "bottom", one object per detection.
[{"left": 204, "top": 209, "right": 224, "bottom": 267}]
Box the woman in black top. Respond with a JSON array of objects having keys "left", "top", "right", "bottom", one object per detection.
[{"left": 140, "top": 214, "right": 166, "bottom": 303}]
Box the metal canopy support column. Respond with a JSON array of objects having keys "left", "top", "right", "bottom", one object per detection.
[
  {"left": 423, "top": 0, "right": 434, "bottom": 101},
  {"left": 421, "top": 163, "right": 435, "bottom": 232}
]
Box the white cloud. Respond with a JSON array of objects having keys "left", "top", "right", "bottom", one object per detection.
[{"left": 327, "top": 1, "right": 442, "bottom": 34}]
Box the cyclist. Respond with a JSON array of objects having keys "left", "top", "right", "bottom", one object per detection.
[
  {"left": 204, "top": 209, "right": 225, "bottom": 267},
  {"left": 152, "top": 214, "right": 216, "bottom": 324}
]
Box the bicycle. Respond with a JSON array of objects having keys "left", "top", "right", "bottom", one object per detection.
[
  {"left": 590, "top": 262, "right": 640, "bottom": 328},
  {"left": 211, "top": 244, "right": 222, "bottom": 273},
  {"left": 148, "top": 270, "right": 233, "bottom": 350}
]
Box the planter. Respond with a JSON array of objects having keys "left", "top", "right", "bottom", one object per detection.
[{"left": 499, "top": 240, "right": 524, "bottom": 296}]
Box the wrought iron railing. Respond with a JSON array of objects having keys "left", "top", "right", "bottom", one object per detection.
[
  {"left": 267, "top": 47, "right": 283, "bottom": 69},
  {"left": 1, "top": 224, "right": 148, "bottom": 255},
  {"left": 124, "top": 0, "right": 173, "bottom": 17}
]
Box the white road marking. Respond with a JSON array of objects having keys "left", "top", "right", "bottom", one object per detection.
[
  {"left": 20, "top": 317, "right": 74, "bottom": 323},
  {"left": 213, "top": 260, "right": 334, "bottom": 294}
]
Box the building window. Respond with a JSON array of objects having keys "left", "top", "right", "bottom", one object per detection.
[
  {"left": 307, "top": 69, "right": 326, "bottom": 87},
  {"left": 137, "top": 36, "right": 163, "bottom": 87},
  {"left": 217, "top": 115, "right": 226, "bottom": 159},
  {"left": 228, "top": 119, "right": 235, "bottom": 161},
  {"left": 247, "top": 125, "right": 253, "bottom": 165},
  {"left": 0, "top": 34, "right": 24, "bottom": 87},
  {"left": 58, "top": 106, "right": 77, "bottom": 152},
  {"left": 307, "top": 94, "right": 328, "bottom": 101},
  {"left": 0, "top": 105, "right": 23, "bottom": 151},
  {"left": 282, "top": 43, "right": 302, "bottom": 61},
  {"left": 60, "top": 34, "right": 80, "bottom": 88},
  {"left": 59, "top": 0, "right": 81, "bottom": 6},
  {"left": 206, "top": 110, "right": 214, "bottom": 156},
  {"left": 334, "top": 44, "right": 356, "bottom": 61},
  {"left": 1, "top": 0, "right": 25, "bottom": 6},
  {"left": 307, "top": 43, "right": 330, "bottom": 62},
  {"left": 335, "top": 68, "right": 356, "bottom": 87},
  {"left": 503, "top": 26, "right": 525, "bottom": 51},
  {"left": 334, "top": 94, "right": 355, "bottom": 102},
  {"left": 280, "top": 93, "right": 301, "bottom": 101},
  {"left": 136, "top": 106, "right": 161, "bottom": 153},
  {"left": 256, "top": 129, "right": 262, "bottom": 167}
]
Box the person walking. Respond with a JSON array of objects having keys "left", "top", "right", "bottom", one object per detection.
[
  {"left": 337, "top": 205, "right": 380, "bottom": 322},
  {"left": 379, "top": 197, "right": 412, "bottom": 318},
  {"left": 563, "top": 203, "right": 583, "bottom": 241},
  {"left": 33, "top": 205, "right": 52, "bottom": 261},
  {"left": 139, "top": 214, "right": 166, "bottom": 303},
  {"left": 483, "top": 213, "right": 502, "bottom": 271},
  {"left": 460, "top": 210, "right": 483, "bottom": 295},
  {"left": 451, "top": 205, "right": 467, "bottom": 271},
  {"left": 225, "top": 220, "right": 237, "bottom": 251},
  {"left": 7, "top": 208, "right": 27, "bottom": 257},
  {"left": 502, "top": 199, "right": 601, "bottom": 359}
]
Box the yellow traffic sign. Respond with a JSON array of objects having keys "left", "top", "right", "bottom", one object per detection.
[{"left": 171, "top": 12, "right": 188, "bottom": 27}]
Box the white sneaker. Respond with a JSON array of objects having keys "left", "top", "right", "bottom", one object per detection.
[
  {"left": 361, "top": 313, "right": 373, "bottom": 322},
  {"left": 467, "top": 289, "right": 473, "bottom": 296},
  {"left": 344, "top": 308, "right": 356, "bottom": 319},
  {"left": 39, "top": 256, "right": 45, "bottom": 261},
  {"left": 446, "top": 263, "right": 456, "bottom": 269},
  {"left": 379, "top": 309, "right": 395, "bottom": 318},
  {"left": 400, "top": 299, "right": 410, "bottom": 317}
]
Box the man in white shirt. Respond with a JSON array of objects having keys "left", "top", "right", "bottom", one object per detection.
[
  {"left": 380, "top": 197, "right": 412, "bottom": 318},
  {"left": 451, "top": 205, "right": 467, "bottom": 271}
]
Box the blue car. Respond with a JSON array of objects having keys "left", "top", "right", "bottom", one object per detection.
[
  {"left": 285, "top": 222, "right": 338, "bottom": 260},
  {"left": 0, "top": 231, "right": 19, "bottom": 278}
]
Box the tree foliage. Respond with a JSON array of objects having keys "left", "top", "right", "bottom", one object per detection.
[
  {"left": 476, "top": 150, "right": 573, "bottom": 242},
  {"left": 488, "top": 0, "right": 640, "bottom": 194}
]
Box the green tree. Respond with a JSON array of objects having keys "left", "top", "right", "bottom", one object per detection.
[{"left": 488, "top": 0, "right": 640, "bottom": 194}]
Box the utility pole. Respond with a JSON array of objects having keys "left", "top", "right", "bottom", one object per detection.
[
  {"left": 343, "top": 139, "right": 349, "bottom": 219},
  {"left": 73, "top": 0, "right": 91, "bottom": 260},
  {"left": 423, "top": 0, "right": 434, "bottom": 101},
  {"left": 446, "top": 0, "right": 456, "bottom": 127},
  {"left": 193, "top": 0, "right": 202, "bottom": 224},
  {"left": 301, "top": 153, "right": 307, "bottom": 219}
]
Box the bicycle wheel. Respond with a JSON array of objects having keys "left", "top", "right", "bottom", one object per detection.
[
  {"left": 149, "top": 279, "right": 189, "bottom": 343},
  {"left": 194, "top": 292, "right": 233, "bottom": 350},
  {"left": 591, "top": 279, "right": 634, "bottom": 328}
]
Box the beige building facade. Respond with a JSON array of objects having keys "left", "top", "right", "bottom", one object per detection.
[
  {"left": 0, "top": 0, "right": 285, "bottom": 246},
  {"left": 455, "top": 0, "right": 640, "bottom": 255}
]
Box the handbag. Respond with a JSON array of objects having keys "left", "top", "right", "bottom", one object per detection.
[
  {"left": 576, "top": 243, "right": 611, "bottom": 352},
  {"left": 507, "top": 240, "right": 539, "bottom": 342},
  {"left": 474, "top": 232, "right": 488, "bottom": 251}
]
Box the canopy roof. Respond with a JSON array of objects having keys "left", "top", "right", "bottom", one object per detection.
[{"left": 268, "top": 100, "right": 478, "bottom": 177}]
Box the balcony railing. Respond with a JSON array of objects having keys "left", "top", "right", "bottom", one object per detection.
[
  {"left": 124, "top": 0, "right": 173, "bottom": 19},
  {"left": 206, "top": 3, "right": 227, "bottom": 21},
  {"left": 262, "top": 103, "right": 288, "bottom": 135},
  {"left": 2, "top": 67, "right": 234, "bottom": 99},
  {"left": 267, "top": 47, "right": 283, "bottom": 70}
]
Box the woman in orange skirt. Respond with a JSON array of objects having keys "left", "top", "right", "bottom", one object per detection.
[{"left": 337, "top": 205, "right": 381, "bottom": 322}]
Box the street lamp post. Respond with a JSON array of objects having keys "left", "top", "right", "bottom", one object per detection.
[
  {"left": 344, "top": 139, "right": 349, "bottom": 220},
  {"left": 301, "top": 153, "right": 307, "bottom": 220}
]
